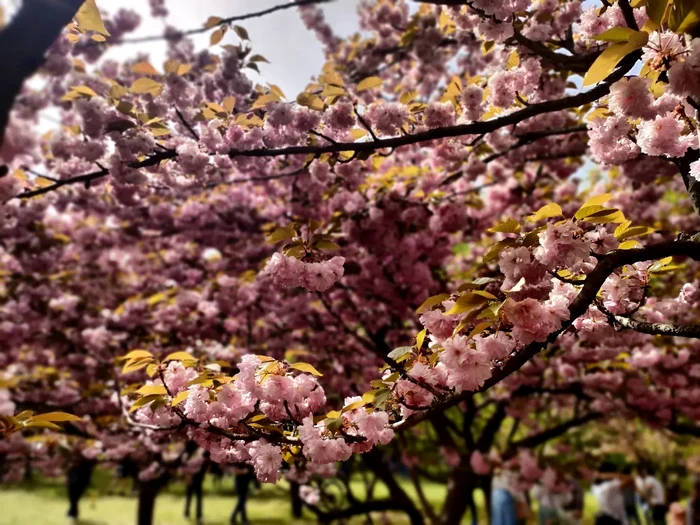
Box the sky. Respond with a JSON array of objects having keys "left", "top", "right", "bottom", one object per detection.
[{"left": 103, "top": 0, "right": 361, "bottom": 95}]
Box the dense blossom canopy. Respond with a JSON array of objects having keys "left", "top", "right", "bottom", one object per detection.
[{"left": 3, "top": 0, "right": 700, "bottom": 522}]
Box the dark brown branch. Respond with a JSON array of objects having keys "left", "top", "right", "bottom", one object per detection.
[
  {"left": 118, "top": 0, "right": 334, "bottom": 45},
  {"left": 227, "top": 56, "right": 637, "bottom": 160},
  {"left": 0, "top": 0, "right": 84, "bottom": 147},
  {"left": 175, "top": 107, "right": 199, "bottom": 141},
  {"left": 395, "top": 239, "right": 700, "bottom": 431},
  {"left": 507, "top": 412, "right": 602, "bottom": 452},
  {"left": 596, "top": 301, "right": 700, "bottom": 339}
]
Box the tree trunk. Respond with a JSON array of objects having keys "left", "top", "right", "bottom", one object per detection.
[
  {"left": 137, "top": 478, "right": 165, "bottom": 525},
  {"left": 440, "top": 471, "right": 477, "bottom": 525},
  {"left": 290, "top": 481, "right": 303, "bottom": 518}
]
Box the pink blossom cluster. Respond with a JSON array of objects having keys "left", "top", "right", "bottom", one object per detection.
[{"left": 263, "top": 253, "right": 345, "bottom": 292}]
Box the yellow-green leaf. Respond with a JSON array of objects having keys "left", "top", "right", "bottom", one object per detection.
[
  {"left": 296, "top": 92, "right": 325, "bottom": 111},
  {"left": 267, "top": 226, "right": 297, "bottom": 244},
  {"left": 647, "top": 0, "right": 670, "bottom": 25},
  {"left": 528, "top": 203, "right": 563, "bottom": 222},
  {"left": 290, "top": 362, "right": 323, "bottom": 376},
  {"left": 583, "top": 35, "right": 648, "bottom": 87},
  {"left": 24, "top": 421, "right": 61, "bottom": 430},
  {"left": 416, "top": 293, "right": 450, "bottom": 314},
  {"left": 31, "top": 412, "right": 81, "bottom": 423},
  {"left": 669, "top": 0, "right": 700, "bottom": 33},
  {"left": 124, "top": 349, "right": 153, "bottom": 360},
  {"left": 488, "top": 218, "right": 520, "bottom": 234},
  {"left": 617, "top": 225, "right": 655, "bottom": 241},
  {"left": 75, "top": 0, "right": 111, "bottom": 36},
  {"left": 357, "top": 77, "right": 383, "bottom": 92},
  {"left": 447, "top": 293, "right": 492, "bottom": 315},
  {"left": 593, "top": 27, "right": 638, "bottom": 42},
  {"left": 618, "top": 240, "right": 642, "bottom": 250}
]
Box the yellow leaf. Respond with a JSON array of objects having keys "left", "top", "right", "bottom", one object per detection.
[
  {"left": 223, "top": 96, "right": 236, "bottom": 113},
  {"left": 528, "top": 203, "right": 563, "bottom": 222},
  {"left": 129, "top": 78, "right": 163, "bottom": 96},
  {"left": 252, "top": 93, "right": 281, "bottom": 110},
  {"left": 146, "top": 291, "right": 168, "bottom": 306},
  {"left": 617, "top": 225, "right": 655, "bottom": 241},
  {"left": 416, "top": 328, "right": 426, "bottom": 349},
  {"left": 124, "top": 349, "right": 153, "bottom": 360},
  {"left": 618, "top": 240, "right": 641, "bottom": 250},
  {"left": 321, "top": 85, "right": 346, "bottom": 98},
  {"left": 669, "top": 0, "right": 700, "bottom": 33},
  {"left": 177, "top": 64, "right": 192, "bottom": 76},
  {"left": 24, "top": 421, "right": 61, "bottom": 430},
  {"left": 31, "top": 412, "right": 81, "bottom": 423},
  {"left": 583, "top": 35, "right": 648, "bottom": 87},
  {"left": 137, "top": 385, "right": 167, "bottom": 396},
  {"left": 506, "top": 50, "right": 520, "bottom": 70},
  {"left": 296, "top": 92, "right": 325, "bottom": 111},
  {"left": 66, "top": 33, "right": 81, "bottom": 43},
  {"left": 171, "top": 390, "right": 189, "bottom": 406},
  {"left": 164, "top": 351, "right": 197, "bottom": 363},
  {"left": 581, "top": 193, "right": 612, "bottom": 208},
  {"left": 75, "top": 0, "right": 111, "bottom": 36},
  {"left": 468, "top": 321, "right": 492, "bottom": 340},
  {"left": 132, "top": 62, "right": 159, "bottom": 76},
  {"left": 357, "top": 77, "right": 383, "bottom": 92},
  {"left": 91, "top": 34, "right": 106, "bottom": 42},
  {"left": 289, "top": 362, "right": 323, "bottom": 376},
  {"left": 350, "top": 128, "right": 368, "bottom": 140}
]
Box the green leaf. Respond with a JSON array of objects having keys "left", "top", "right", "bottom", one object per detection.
[
  {"left": 289, "top": 362, "right": 323, "bottom": 376},
  {"left": 582, "top": 34, "right": 648, "bottom": 87}
]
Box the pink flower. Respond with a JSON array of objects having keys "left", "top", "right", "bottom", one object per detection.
[
  {"left": 535, "top": 222, "right": 590, "bottom": 270},
  {"left": 366, "top": 103, "right": 409, "bottom": 136},
  {"left": 419, "top": 309, "right": 458, "bottom": 340},
  {"left": 588, "top": 115, "right": 640, "bottom": 164},
  {"left": 608, "top": 77, "right": 654, "bottom": 119},
  {"left": 503, "top": 298, "right": 564, "bottom": 344},
  {"left": 264, "top": 254, "right": 345, "bottom": 292},
  {"left": 474, "top": 332, "right": 515, "bottom": 361},
  {"left": 440, "top": 336, "right": 493, "bottom": 392},
  {"left": 637, "top": 114, "right": 695, "bottom": 157},
  {"left": 424, "top": 102, "right": 456, "bottom": 128},
  {"left": 250, "top": 443, "right": 282, "bottom": 483},
  {"left": 470, "top": 451, "right": 491, "bottom": 475}
]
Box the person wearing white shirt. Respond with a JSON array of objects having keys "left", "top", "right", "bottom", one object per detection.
[
  {"left": 635, "top": 466, "right": 667, "bottom": 525},
  {"left": 593, "top": 462, "right": 633, "bottom": 525}
]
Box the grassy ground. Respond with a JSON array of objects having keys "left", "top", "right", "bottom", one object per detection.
[{"left": 0, "top": 469, "right": 603, "bottom": 524}]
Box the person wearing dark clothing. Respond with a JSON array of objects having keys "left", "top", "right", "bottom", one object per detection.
[
  {"left": 230, "top": 465, "right": 256, "bottom": 525},
  {"left": 66, "top": 459, "right": 96, "bottom": 520},
  {"left": 622, "top": 466, "right": 642, "bottom": 525},
  {"left": 184, "top": 452, "right": 211, "bottom": 523}
]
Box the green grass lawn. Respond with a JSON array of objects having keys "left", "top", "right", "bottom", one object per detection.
[{"left": 0, "top": 469, "right": 603, "bottom": 524}]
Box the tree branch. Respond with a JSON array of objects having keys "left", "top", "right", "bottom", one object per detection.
[{"left": 0, "top": 0, "right": 84, "bottom": 147}]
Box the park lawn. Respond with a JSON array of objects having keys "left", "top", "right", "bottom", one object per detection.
[{"left": 0, "top": 469, "right": 602, "bottom": 524}]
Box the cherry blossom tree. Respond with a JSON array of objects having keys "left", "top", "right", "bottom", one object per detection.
[{"left": 4, "top": 0, "right": 700, "bottom": 523}]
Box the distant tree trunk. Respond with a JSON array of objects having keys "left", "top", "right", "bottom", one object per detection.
[
  {"left": 137, "top": 476, "right": 167, "bottom": 525},
  {"left": 290, "top": 481, "right": 303, "bottom": 518},
  {"left": 440, "top": 471, "right": 477, "bottom": 525}
]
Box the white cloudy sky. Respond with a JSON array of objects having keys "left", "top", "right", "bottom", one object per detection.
[{"left": 104, "top": 0, "right": 361, "bottom": 95}]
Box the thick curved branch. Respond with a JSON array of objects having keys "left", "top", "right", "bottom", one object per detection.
[
  {"left": 228, "top": 55, "right": 637, "bottom": 160},
  {"left": 0, "top": 0, "right": 84, "bottom": 147},
  {"left": 507, "top": 412, "right": 602, "bottom": 453},
  {"left": 597, "top": 302, "right": 700, "bottom": 339},
  {"left": 395, "top": 239, "right": 700, "bottom": 432}
]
